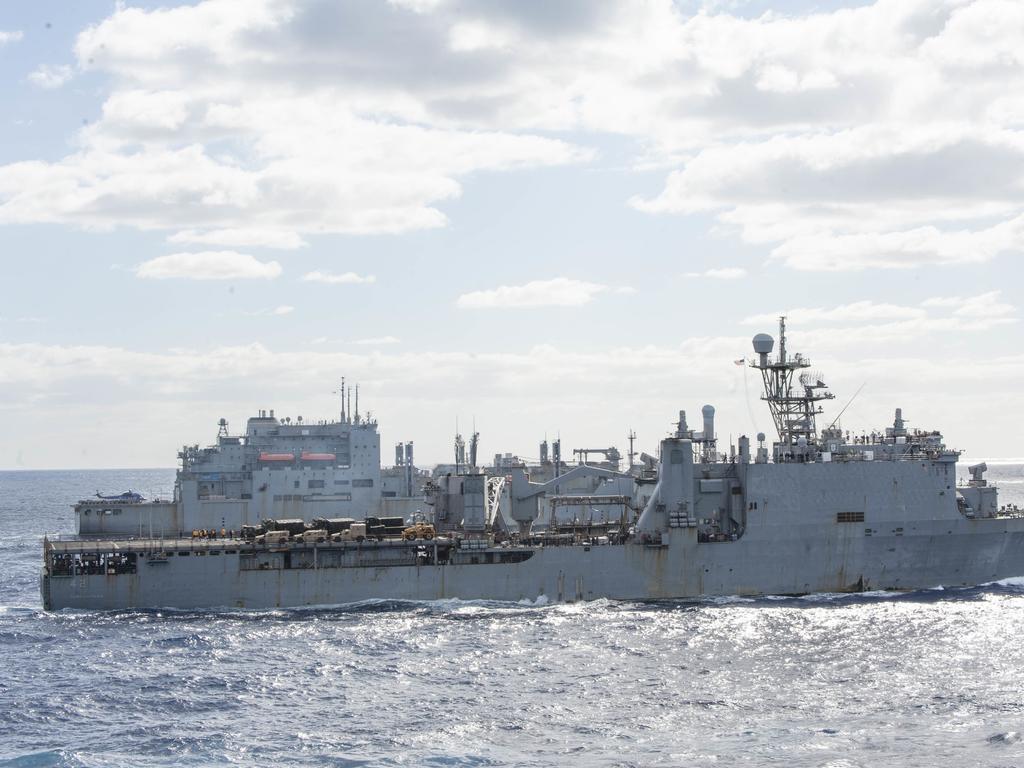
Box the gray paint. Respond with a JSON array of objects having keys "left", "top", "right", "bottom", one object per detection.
[
  {"left": 43, "top": 454, "right": 1024, "bottom": 610},
  {"left": 42, "top": 325, "right": 1024, "bottom": 610}
]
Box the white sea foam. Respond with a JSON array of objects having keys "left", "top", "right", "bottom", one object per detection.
[{"left": 6, "top": 468, "right": 1024, "bottom": 768}]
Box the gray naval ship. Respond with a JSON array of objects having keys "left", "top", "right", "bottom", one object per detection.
[{"left": 41, "top": 320, "right": 1024, "bottom": 610}]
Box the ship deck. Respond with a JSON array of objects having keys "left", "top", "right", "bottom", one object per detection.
[{"left": 44, "top": 535, "right": 457, "bottom": 556}]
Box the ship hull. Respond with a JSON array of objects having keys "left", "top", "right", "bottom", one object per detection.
[{"left": 42, "top": 516, "right": 1024, "bottom": 611}]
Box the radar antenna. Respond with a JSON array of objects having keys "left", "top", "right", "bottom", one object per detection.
[{"left": 749, "top": 317, "right": 835, "bottom": 445}]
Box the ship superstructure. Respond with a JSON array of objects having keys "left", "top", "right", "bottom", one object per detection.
[
  {"left": 75, "top": 383, "right": 390, "bottom": 537},
  {"left": 42, "top": 322, "right": 1024, "bottom": 610}
]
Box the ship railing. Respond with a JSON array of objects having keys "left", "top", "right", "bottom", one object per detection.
[
  {"left": 42, "top": 533, "right": 461, "bottom": 555},
  {"left": 811, "top": 447, "right": 948, "bottom": 463},
  {"left": 45, "top": 529, "right": 584, "bottom": 559}
]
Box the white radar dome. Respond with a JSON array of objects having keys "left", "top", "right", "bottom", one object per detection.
[{"left": 752, "top": 333, "right": 774, "bottom": 355}]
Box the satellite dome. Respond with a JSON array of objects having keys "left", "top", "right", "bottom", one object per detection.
[
  {"left": 757, "top": 432, "right": 766, "bottom": 443},
  {"left": 797, "top": 436, "right": 808, "bottom": 447},
  {"left": 752, "top": 333, "right": 774, "bottom": 355}
]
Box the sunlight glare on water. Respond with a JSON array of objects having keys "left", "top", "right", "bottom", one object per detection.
[{"left": 1, "top": 468, "right": 1023, "bottom": 767}]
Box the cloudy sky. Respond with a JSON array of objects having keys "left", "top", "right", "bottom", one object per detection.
[{"left": 1, "top": 0, "right": 1022, "bottom": 469}]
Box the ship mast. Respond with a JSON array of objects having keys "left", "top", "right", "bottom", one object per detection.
[{"left": 750, "top": 317, "right": 834, "bottom": 445}]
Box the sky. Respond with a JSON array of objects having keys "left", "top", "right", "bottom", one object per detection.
[{"left": 1, "top": 0, "right": 1022, "bottom": 469}]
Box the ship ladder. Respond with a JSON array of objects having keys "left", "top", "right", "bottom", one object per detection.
[{"left": 41, "top": 574, "right": 52, "bottom": 611}]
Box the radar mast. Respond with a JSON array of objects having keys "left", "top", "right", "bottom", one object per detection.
[{"left": 750, "top": 317, "right": 834, "bottom": 445}]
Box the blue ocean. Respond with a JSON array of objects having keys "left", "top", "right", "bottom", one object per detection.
[{"left": 2, "top": 466, "right": 1024, "bottom": 767}]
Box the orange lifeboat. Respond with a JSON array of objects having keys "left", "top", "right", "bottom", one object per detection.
[
  {"left": 300, "top": 452, "right": 336, "bottom": 461},
  {"left": 258, "top": 452, "right": 295, "bottom": 462}
]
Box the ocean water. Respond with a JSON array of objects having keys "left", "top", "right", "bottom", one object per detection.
[{"left": 1, "top": 466, "right": 1024, "bottom": 768}]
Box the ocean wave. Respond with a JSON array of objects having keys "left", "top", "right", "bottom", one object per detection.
[
  {"left": 0, "top": 751, "right": 88, "bottom": 768},
  {"left": 5, "top": 469, "right": 1024, "bottom": 768}
]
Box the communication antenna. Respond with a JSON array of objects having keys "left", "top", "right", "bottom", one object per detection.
[
  {"left": 454, "top": 418, "right": 465, "bottom": 473},
  {"left": 469, "top": 420, "right": 479, "bottom": 470},
  {"left": 741, "top": 358, "right": 761, "bottom": 437},
  {"left": 335, "top": 376, "right": 346, "bottom": 423},
  {"left": 827, "top": 382, "right": 867, "bottom": 432},
  {"left": 627, "top": 429, "right": 637, "bottom": 470},
  {"left": 779, "top": 315, "right": 787, "bottom": 363}
]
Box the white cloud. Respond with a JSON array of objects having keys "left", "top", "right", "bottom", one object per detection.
[
  {"left": 684, "top": 267, "right": 747, "bottom": 280},
  {"left": 242, "top": 305, "right": 295, "bottom": 317},
  {"left": 921, "top": 290, "right": 1015, "bottom": 318},
  {"left": 1, "top": 0, "right": 1023, "bottom": 273},
  {"left": 2, "top": 1, "right": 1024, "bottom": 466},
  {"left": 457, "top": 278, "right": 620, "bottom": 309},
  {"left": 0, "top": 1, "right": 592, "bottom": 243},
  {"left": 743, "top": 292, "right": 1016, "bottom": 337},
  {"left": 0, "top": 30, "right": 23, "bottom": 45},
  {"left": 353, "top": 336, "right": 400, "bottom": 345},
  {"left": 743, "top": 301, "right": 927, "bottom": 326},
  {"left": 636, "top": 125, "right": 1024, "bottom": 271},
  {"left": 0, "top": 114, "right": 587, "bottom": 239},
  {"left": 3, "top": 333, "right": 1023, "bottom": 466},
  {"left": 168, "top": 228, "right": 307, "bottom": 250},
  {"left": 302, "top": 270, "right": 376, "bottom": 285},
  {"left": 449, "top": 20, "right": 517, "bottom": 52},
  {"left": 756, "top": 65, "right": 839, "bottom": 94},
  {"left": 388, "top": 0, "right": 446, "bottom": 12},
  {"left": 766, "top": 216, "right": 1024, "bottom": 272},
  {"left": 135, "top": 251, "right": 282, "bottom": 280},
  {"left": 0, "top": 316, "right": 46, "bottom": 324},
  {"left": 27, "top": 64, "right": 73, "bottom": 89},
  {"left": 100, "top": 88, "right": 191, "bottom": 132}
]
